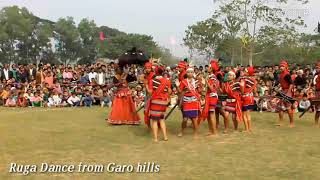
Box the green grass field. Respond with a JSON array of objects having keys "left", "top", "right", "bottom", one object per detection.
[{"left": 0, "top": 107, "right": 319, "bottom": 180}]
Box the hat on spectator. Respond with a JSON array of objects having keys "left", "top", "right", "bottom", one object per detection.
[
  {"left": 210, "top": 59, "right": 219, "bottom": 71},
  {"left": 280, "top": 60, "right": 289, "bottom": 68}
]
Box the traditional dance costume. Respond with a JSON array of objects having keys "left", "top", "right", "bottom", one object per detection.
[
  {"left": 146, "top": 75, "right": 171, "bottom": 121},
  {"left": 179, "top": 78, "right": 201, "bottom": 118},
  {"left": 107, "top": 76, "right": 140, "bottom": 125},
  {"left": 143, "top": 62, "right": 156, "bottom": 126},
  {"left": 201, "top": 73, "right": 219, "bottom": 119},
  {"left": 277, "top": 61, "right": 295, "bottom": 112},
  {"left": 223, "top": 78, "right": 243, "bottom": 121},
  {"left": 240, "top": 68, "right": 256, "bottom": 111}
]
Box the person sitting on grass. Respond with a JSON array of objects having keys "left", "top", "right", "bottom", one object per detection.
[
  {"left": 5, "top": 93, "right": 17, "bottom": 107},
  {"left": 17, "top": 92, "right": 27, "bottom": 107},
  {"left": 30, "top": 91, "right": 43, "bottom": 107},
  {"left": 46, "top": 91, "right": 60, "bottom": 107},
  {"left": 298, "top": 94, "right": 311, "bottom": 112},
  {"left": 82, "top": 90, "right": 94, "bottom": 107},
  {"left": 0, "top": 85, "right": 10, "bottom": 105},
  {"left": 24, "top": 89, "right": 34, "bottom": 107},
  {"left": 67, "top": 92, "right": 81, "bottom": 107},
  {"left": 101, "top": 90, "right": 112, "bottom": 107},
  {"left": 60, "top": 90, "right": 69, "bottom": 107}
]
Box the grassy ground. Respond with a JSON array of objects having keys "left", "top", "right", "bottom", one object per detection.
[{"left": 0, "top": 107, "right": 319, "bottom": 180}]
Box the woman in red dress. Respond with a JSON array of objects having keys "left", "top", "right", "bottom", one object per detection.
[{"left": 107, "top": 68, "right": 140, "bottom": 125}]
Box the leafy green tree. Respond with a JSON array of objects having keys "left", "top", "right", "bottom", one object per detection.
[
  {"left": 78, "top": 18, "right": 99, "bottom": 64},
  {"left": 54, "top": 17, "right": 81, "bottom": 65}
]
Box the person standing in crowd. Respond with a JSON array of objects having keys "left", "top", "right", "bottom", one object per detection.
[
  {"left": 145, "top": 66, "right": 171, "bottom": 142},
  {"left": 277, "top": 60, "right": 295, "bottom": 128},
  {"left": 178, "top": 67, "right": 201, "bottom": 138},
  {"left": 240, "top": 66, "right": 256, "bottom": 132},
  {"left": 88, "top": 68, "right": 97, "bottom": 83},
  {"left": 107, "top": 68, "right": 140, "bottom": 125},
  {"left": 294, "top": 69, "right": 307, "bottom": 91},
  {"left": 1, "top": 64, "right": 13, "bottom": 81},
  {"left": 200, "top": 60, "right": 220, "bottom": 137}
]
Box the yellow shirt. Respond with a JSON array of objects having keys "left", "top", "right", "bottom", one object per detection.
[{"left": 1, "top": 90, "right": 9, "bottom": 99}]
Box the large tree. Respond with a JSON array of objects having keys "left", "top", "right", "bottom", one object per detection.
[{"left": 54, "top": 17, "right": 81, "bottom": 65}]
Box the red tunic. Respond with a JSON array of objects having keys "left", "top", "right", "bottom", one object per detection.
[
  {"left": 223, "top": 81, "right": 242, "bottom": 122},
  {"left": 241, "top": 76, "right": 256, "bottom": 107},
  {"left": 279, "top": 70, "right": 291, "bottom": 91},
  {"left": 179, "top": 78, "right": 201, "bottom": 118},
  {"left": 145, "top": 76, "right": 171, "bottom": 122},
  {"left": 201, "top": 74, "right": 219, "bottom": 120}
]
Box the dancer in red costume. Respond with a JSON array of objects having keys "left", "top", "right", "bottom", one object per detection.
[
  {"left": 107, "top": 68, "right": 140, "bottom": 125},
  {"left": 240, "top": 66, "right": 257, "bottom": 132},
  {"left": 200, "top": 60, "right": 220, "bottom": 136},
  {"left": 145, "top": 66, "right": 172, "bottom": 142},
  {"left": 178, "top": 67, "right": 201, "bottom": 138},
  {"left": 276, "top": 60, "right": 295, "bottom": 128},
  {"left": 222, "top": 71, "right": 242, "bottom": 132},
  {"left": 144, "top": 62, "right": 156, "bottom": 128}
]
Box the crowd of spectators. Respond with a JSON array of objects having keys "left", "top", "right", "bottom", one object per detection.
[{"left": 0, "top": 62, "right": 318, "bottom": 113}]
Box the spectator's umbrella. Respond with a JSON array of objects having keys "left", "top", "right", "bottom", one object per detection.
[{"left": 118, "top": 47, "right": 149, "bottom": 67}]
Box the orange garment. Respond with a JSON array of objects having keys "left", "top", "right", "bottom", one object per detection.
[{"left": 44, "top": 76, "right": 54, "bottom": 88}]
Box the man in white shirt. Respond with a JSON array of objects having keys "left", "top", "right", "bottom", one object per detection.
[
  {"left": 88, "top": 68, "right": 97, "bottom": 83},
  {"left": 67, "top": 92, "right": 81, "bottom": 107},
  {"left": 96, "top": 69, "right": 105, "bottom": 85}
]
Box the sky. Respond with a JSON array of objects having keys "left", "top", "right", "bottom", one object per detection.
[{"left": 0, "top": 0, "right": 319, "bottom": 58}]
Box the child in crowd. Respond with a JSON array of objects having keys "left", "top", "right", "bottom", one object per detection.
[
  {"left": 67, "top": 92, "right": 81, "bottom": 107},
  {"left": 31, "top": 91, "right": 43, "bottom": 107},
  {"left": 5, "top": 93, "right": 17, "bottom": 107},
  {"left": 17, "top": 92, "right": 27, "bottom": 107}
]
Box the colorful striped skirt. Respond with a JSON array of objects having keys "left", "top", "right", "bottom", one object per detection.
[
  {"left": 225, "top": 99, "right": 236, "bottom": 113},
  {"left": 150, "top": 99, "right": 168, "bottom": 120},
  {"left": 208, "top": 96, "right": 218, "bottom": 112},
  {"left": 182, "top": 96, "right": 201, "bottom": 118},
  {"left": 242, "top": 94, "right": 255, "bottom": 111}
]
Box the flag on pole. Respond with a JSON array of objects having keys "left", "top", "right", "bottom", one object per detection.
[{"left": 99, "top": 32, "right": 106, "bottom": 41}]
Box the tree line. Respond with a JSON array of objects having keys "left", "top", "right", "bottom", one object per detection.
[
  {"left": 0, "top": 6, "right": 177, "bottom": 65},
  {"left": 184, "top": 0, "right": 319, "bottom": 66}
]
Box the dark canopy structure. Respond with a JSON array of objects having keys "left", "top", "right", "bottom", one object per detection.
[{"left": 118, "top": 47, "right": 149, "bottom": 67}]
